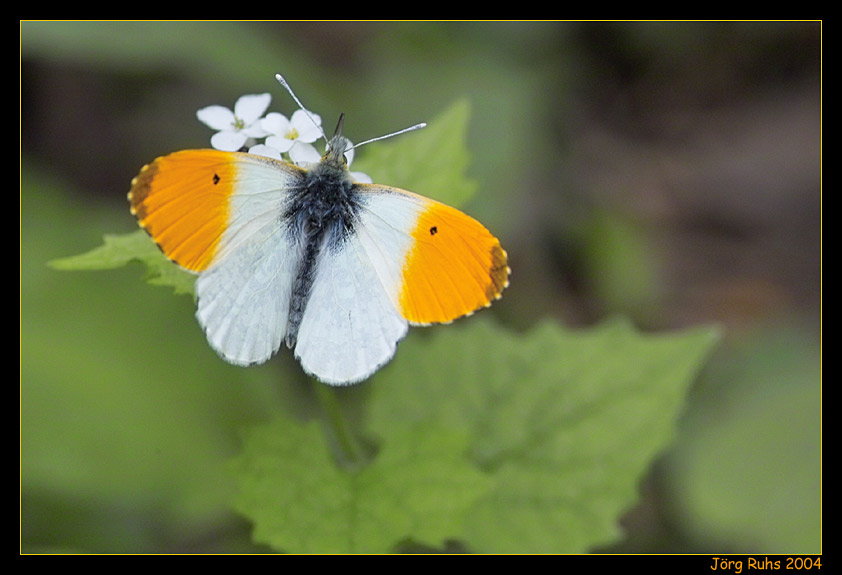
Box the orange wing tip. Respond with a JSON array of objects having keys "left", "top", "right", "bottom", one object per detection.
[
  {"left": 488, "top": 243, "right": 510, "bottom": 296},
  {"left": 128, "top": 160, "right": 160, "bottom": 221},
  {"left": 399, "top": 209, "right": 510, "bottom": 326},
  {"left": 126, "top": 151, "right": 233, "bottom": 273}
]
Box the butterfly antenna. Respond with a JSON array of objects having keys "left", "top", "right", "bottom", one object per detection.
[
  {"left": 348, "top": 122, "right": 427, "bottom": 151},
  {"left": 275, "top": 73, "right": 327, "bottom": 142}
]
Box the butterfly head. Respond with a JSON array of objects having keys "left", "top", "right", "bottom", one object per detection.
[{"left": 322, "top": 113, "right": 352, "bottom": 169}]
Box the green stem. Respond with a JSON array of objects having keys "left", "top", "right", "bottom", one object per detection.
[{"left": 313, "top": 381, "right": 364, "bottom": 468}]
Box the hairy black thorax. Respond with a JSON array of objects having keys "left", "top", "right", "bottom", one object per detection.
[{"left": 282, "top": 120, "right": 364, "bottom": 348}]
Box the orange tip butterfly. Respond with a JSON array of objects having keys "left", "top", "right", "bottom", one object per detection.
[{"left": 128, "top": 74, "right": 509, "bottom": 385}]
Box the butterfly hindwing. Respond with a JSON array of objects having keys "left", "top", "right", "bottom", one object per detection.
[{"left": 293, "top": 225, "right": 409, "bottom": 385}]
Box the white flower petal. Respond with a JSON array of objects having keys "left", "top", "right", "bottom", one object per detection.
[
  {"left": 197, "top": 106, "right": 235, "bottom": 130},
  {"left": 261, "top": 112, "right": 291, "bottom": 136},
  {"left": 265, "top": 135, "right": 295, "bottom": 153},
  {"left": 234, "top": 93, "right": 271, "bottom": 123},
  {"left": 289, "top": 142, "right": 321, "bottom": 166},
  {"left": 290, "top": 109, "right": 323, "bottom": 143},
  {"left": 297, "top": 123, "right": 323, "bottom": 143},
  {"left": 291, "top": 109, "right": 320, "bottom": 127},
  {"left": 290, "top": 109, "right": 322, "bottom": 128},
  {"left": 210, "top": 130, "right": 248, "bottom": 151},
  {"left": 351, "top": 171, "right": 372, "bottom": 184},
  {"left": 242, "top": 123, "right": 269, "bottom": 138},
  {"left": 248, "top": 144, "right": 283, "bottom": 160}
]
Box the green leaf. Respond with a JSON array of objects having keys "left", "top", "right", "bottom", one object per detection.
[
  {"left": 352, "top": 99, "right": 478, "bottom": 208},
  {"left": 231, "top": 416, "right": 492, "bottom": 554},
  {"left": 49, "top": 230, "right": 196, "bottom": 295},
  {"left": 667, "top": 327, "right": 821, "bottom": 553},
  {"left": 369, "top": 317, "right": 720, "bottom": 553}
]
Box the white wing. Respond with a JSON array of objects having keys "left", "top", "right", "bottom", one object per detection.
[
  {"left": 293, "top": 187, "right": 423, "bottom": 384},
  {"left": 195, "top": 154, "right": 305, "bottom": 366}
]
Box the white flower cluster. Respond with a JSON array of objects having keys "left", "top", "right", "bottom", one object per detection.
[{"left": 196, "top": 93, "right": 371, "bottom": 183}]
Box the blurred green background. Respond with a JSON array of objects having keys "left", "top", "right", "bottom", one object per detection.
[{"left": 21, "top": 21, "right": 821, "bottom": 553}]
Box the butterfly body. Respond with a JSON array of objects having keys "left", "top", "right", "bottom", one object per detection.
[
  {"left": 130, "top": 114, "right": 508, "bottom": 385},
  {"left": 281, "top": 129, "right": 365, "bottom": 348}
]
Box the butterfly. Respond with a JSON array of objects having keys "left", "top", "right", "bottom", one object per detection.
[{"left": 128, "top": 75, "right": 509, "bottom": 385}]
